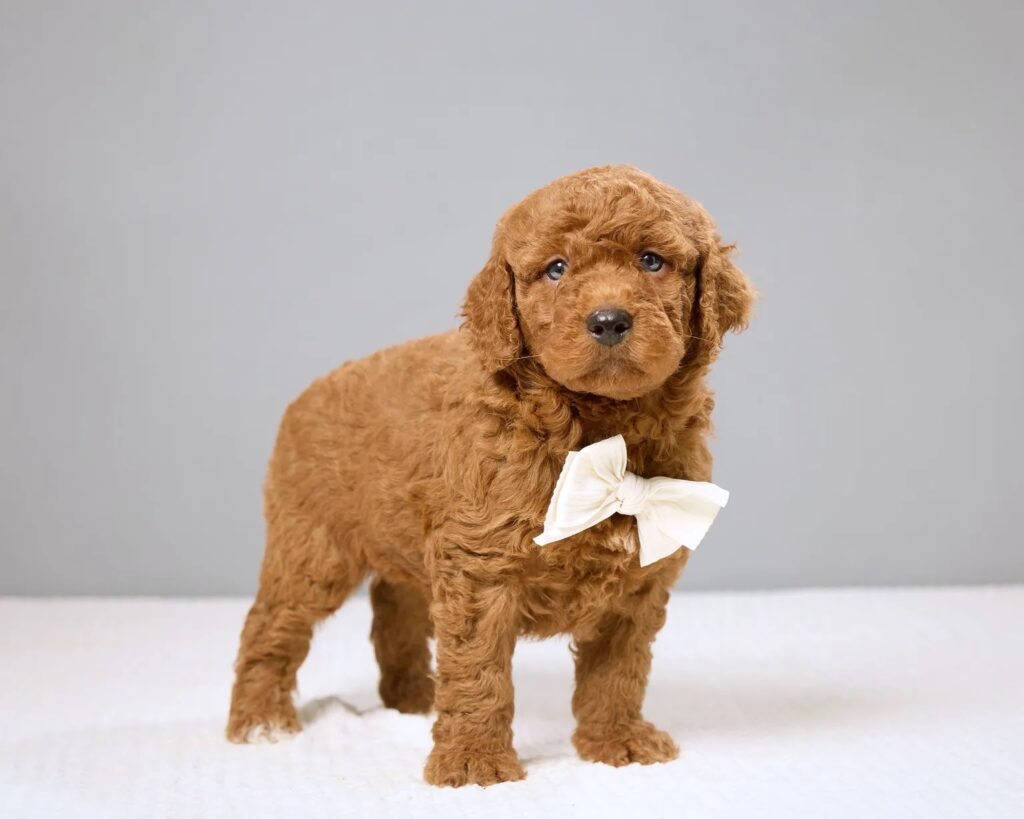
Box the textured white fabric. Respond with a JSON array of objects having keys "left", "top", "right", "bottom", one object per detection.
[
  {"left": 534, "top": 435, "right": 730, "bottom": 566},
  {"left": 1, "top": 588, "right": 1022, "bottom": 818}
]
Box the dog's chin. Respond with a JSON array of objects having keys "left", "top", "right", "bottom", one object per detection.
[{"left": 548, "top": 353, "right": 681, "bottom": 402}]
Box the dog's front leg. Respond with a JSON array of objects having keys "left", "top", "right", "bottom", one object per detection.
[
  {"left": 424, "top": 568, "right": 525, "bottom": 787},
  {"left": 571, "top": 581, "right": 680, "bottom": 767}
]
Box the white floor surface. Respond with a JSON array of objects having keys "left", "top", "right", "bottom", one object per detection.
[{"left": 1, "top": 587, "right": 1021, "bottom": 818}]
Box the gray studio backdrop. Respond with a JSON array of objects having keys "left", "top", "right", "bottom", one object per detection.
[{"left": 2, "top": 1, "right": 1022, "bottom": 595}]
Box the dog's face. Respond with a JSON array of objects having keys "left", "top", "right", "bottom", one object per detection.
[{"left": 463, "top": 166, "right": 754, "bottom": 400}]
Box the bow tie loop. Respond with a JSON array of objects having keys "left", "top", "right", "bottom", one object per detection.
[{"left": 534, "top": 435, "right": 730, "bottom": 567}]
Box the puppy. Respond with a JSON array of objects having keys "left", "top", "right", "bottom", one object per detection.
[{"left": 227, "top": 165, "right": 755, "bottom": 786}]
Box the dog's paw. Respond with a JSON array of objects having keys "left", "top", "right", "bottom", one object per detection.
[
  {"left": 238, "top": 722, "right": 300, "bottom": 744},
  {"left": 423, "top": 745, "right": 526, "bottom": 787},
  {"left": 379, "top": 674, "right": 435, "bottom": 715},
  {"left": 573, "top": 721, "right": 679, "bottom": 767},
  {"left": 226, "top": 711, "right": 302, "bottom": 744}
]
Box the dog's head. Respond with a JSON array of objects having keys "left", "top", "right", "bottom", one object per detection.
[{"left": 462, "top": 165, "right": 755, "bottom": 401}]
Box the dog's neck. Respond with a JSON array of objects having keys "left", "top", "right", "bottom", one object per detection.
[{"left": 503, "top": 359, "right": 712, "bottom": 454}]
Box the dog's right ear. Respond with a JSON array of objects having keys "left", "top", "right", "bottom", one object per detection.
[
  {"left": 461, "top": 234, "right": 521, "bottom": 373},
  {"left": 687, "top": 206, "right": 757, "bottom": 368}
]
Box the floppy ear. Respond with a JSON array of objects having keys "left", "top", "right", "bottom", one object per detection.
[
  {"left": 460, "top": 242, "right": 522, "bottom": 373},
  {"left": 691, "top": 237, "right": 756, "bottom": 366}
]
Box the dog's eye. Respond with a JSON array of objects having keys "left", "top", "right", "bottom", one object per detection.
[
  {"left": 545, "top": 259, "right": 568, "bottom": 281},
  {"left": 640, "top": 252, "right": 664, "bottom": 272}
]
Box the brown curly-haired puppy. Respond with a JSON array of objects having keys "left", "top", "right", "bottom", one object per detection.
[{"left": 227, "top": 165, "right": 755, "bottom": 787}]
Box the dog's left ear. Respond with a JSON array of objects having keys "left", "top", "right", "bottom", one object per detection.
[
  {"left": 691, "top": 230, "right": 757, "bottom": 366},
  {"left": 461, "top": 230, "right": 521, "bottom": 373}
]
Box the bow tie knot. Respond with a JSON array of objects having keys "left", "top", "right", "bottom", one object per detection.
[
  {"left": 615, "top": 472, "right": 651, "bottom": 516},
  {"left": 534, "top": 435, "right": 730, "bottom": 567}
]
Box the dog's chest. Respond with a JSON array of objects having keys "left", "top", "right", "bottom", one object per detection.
[{"left": 518, "top": 514, "right": 646, "bottom": 638}]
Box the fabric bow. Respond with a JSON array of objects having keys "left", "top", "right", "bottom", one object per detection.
[{"left": 533, "top": 435, "right": 730, "bottom": 567}]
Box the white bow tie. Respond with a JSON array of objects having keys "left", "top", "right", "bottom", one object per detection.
[{"left": 534, "top": 435, "right": 730, "bottom": 567}]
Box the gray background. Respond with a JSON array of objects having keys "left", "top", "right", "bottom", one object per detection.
[{"left": 2, "top": 1, "right": 1022, "bottom": 595}]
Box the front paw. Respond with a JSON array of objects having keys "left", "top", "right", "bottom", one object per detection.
[
  {"left": 226, "top": 711, "right": 301, "bottom": 744},
  {"left": 574, "top": 721, "right": 679, "bottom": 766},
  {"left": 424, "top": 744, "right": 526, "bottom": 787}
]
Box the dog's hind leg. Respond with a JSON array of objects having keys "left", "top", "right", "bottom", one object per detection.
[
  {"left": 370, "top": 577, "right": 434, "bottom": 713},
  {"left": 226, "top": 515, "right": 366, "bottom": 743}
]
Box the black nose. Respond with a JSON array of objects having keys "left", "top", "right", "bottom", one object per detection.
[{"left": 586, "top": 308, "right": 633, "bottom": 346}]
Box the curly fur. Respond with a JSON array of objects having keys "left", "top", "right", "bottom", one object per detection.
[{"left": 226, "top": 165, "right": 755, "bottom": 786}]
